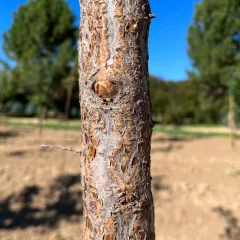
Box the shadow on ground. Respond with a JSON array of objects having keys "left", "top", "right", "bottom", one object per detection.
[
  {"left": 0, "top": 173, "right": 169, "bottom": 231},
  {"left": 151, "top": 144, "right": 183, "bottom": 153},
  {"left": 213, "top": 206, "right": 240, "bottom": 240},
  {"left": 152, "top": 136, "right": 192, "bottom": 143},
  {"left": 151, "top": 136, "right": 189, "bottom": 153},
  {"left": 0, "top": 130, "right": 18, "bottom": 139},
  {"left": 0, "top": 174, "right": 83, "bottom": 229},
  {"left": 152, "top": 175, "right": 169, "bottom": 192},
  {"left": 8, "top": 150, "right": 27, "bottom": 157}
]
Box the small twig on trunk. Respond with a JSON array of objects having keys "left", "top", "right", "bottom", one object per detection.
[{"left": 41, "top": 144, "right": 82, "bottom": 155}]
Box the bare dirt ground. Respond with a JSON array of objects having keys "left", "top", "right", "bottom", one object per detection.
[{"left": 0, "top": 125, "right": 240, "bottom": 240}]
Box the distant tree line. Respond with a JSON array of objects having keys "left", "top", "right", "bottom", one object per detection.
[{"left": 150, "top": 75, "right": 240, "bottom": 125}]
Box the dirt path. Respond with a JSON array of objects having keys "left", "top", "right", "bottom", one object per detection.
[{"left": 0, "top": 126, "right": 240, "bottom": 240}]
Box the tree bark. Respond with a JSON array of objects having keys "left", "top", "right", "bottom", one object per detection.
[{"left": 78, "top": 0, "right": 155, "bottom": 239}]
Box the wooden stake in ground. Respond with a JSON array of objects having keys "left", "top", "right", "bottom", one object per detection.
[
  {"left": 228, "top": 93, "right": 236, "bottom": 148},
  {"left": 78, "top": 0, "right": 155, "bottom": 239}
]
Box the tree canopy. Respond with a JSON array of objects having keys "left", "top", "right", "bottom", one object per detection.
[
  {"left": 3, "top": 0, "right": 77, "bottom": 64},
  {"left": 2, "top": 0, "right": 78, "bottom": 117},
  {"left": 188, "top": 0, "right": 240, "bottom": 123}
]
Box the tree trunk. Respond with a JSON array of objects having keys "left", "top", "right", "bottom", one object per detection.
[
  {"left": 228, "top": 93, "right": 236, "bottom": 148},
  {"left": 78, "top": 0, "right": 155, "bottom": 239},
  {"left": 64, "top": 67, "right": 74, "bottom": 119}
]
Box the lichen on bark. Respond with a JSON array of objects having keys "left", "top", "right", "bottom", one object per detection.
[{"left": 78, "top": 0, "right": 155, "bottom": 239}]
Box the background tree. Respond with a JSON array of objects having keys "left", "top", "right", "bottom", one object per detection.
[
  {"left": 78, "top": 0, "right": 155, "bottom": 238},
  {"left": 3, "top": 0, "right": 78, "bottom": 117},
  {"left": 0, "top": 61, "right": 12, "bottom": 113},
  {"left": 150, "top": 76, "right": 201, "bottom": 124},
  {"left": 0, "top": 61, "right": 30, "bottom": 115},
  {"left": 187, "top": 0, "right": 240, "bottom": 124}
]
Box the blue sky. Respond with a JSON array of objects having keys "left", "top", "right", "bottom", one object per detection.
[{"left": 0, "top": 0, "right": 200, "bottom": 81}]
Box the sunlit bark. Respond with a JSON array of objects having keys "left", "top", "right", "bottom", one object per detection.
[{"left": 78, "top": 0, "right": 155, "bottom": 239}]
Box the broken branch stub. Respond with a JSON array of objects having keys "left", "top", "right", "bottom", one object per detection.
[{"left": 93, "top": 80, "right": 119, "bottom": 100}]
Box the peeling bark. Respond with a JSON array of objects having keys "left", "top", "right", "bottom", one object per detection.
[{"left": 78, "top": 0, "right": 155, "bottom": 239}]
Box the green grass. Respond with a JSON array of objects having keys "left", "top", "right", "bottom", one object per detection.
[
  {"left": 153, "top": 125, "right": 240, "bottom": 139},
  {"left": 1, "top": 117, "right": 240, "bottom": 139},
  {"left": 1, "top": 118, "right": 81, "bottom": 131},
  {"left": 226, "top": 164, "right": 240, "bottom": 176},
  {"left": 159, "top": 124, "right": 224, "bottom": 129}
]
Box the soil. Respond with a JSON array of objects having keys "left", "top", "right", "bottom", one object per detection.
[{"left": 0, "top": 125, "right": 240, "bottom": 240}]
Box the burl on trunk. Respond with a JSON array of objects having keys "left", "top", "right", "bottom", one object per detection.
[{"left": 78, "top": 0, "right": 155, "bottom": 239}]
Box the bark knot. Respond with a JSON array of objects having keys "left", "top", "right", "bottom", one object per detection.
[{"left": 94, "top": 80, "right": 119, "bottom": 100}]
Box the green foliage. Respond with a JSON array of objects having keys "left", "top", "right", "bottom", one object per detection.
[
  {"left": 3, "top": 0, "right": 77, "bottom": 63},
  {"left": 0, "top": 62, "right": 12, "bottom": 103},
  {"left": 187, "top": 0, "right": 240, "bottom": 123},
  {"left": 2, "top": 0, "right": 78, "bottom": 117},
  {"left": 150, "top": 76, "right": 203, "bottom": 124}
]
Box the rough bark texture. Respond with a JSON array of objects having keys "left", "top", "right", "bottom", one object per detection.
[{"left": 78, "top": 0, "right": 155, "bottom": 239}]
